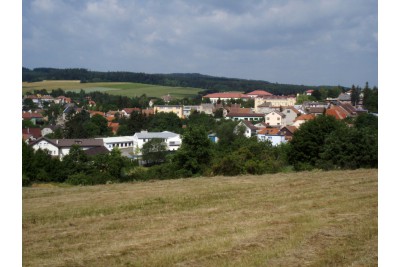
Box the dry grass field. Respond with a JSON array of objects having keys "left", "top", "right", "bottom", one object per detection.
[
  {"left": 22, "top": 169, "right": 377, "bottom": 267},
  {"left": 22, "top": 80, "right": 204, "bottom": 99}
]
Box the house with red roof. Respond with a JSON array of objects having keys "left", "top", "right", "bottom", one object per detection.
[
  {"left": 292, "top": 114, "right": 316, "bottom": 127},
  {"left": 278, "top": 126, "right": 298, "bottom": 141},
  {"left": 22, "top": 111, "right": 44, "bottom": 125},
  {"left": 305, "top": 89, "right": 314, "bottom": 96},
  {"left": 246, "top": 90, "right": 273, "bottom": 98}
]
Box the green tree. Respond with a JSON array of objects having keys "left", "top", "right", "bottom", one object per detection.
[
  {"left": 23, "top": 98, "right": 36, "bottom": 110},
  {"left": 62, "top": 145, "right": 89, "bottom": 175},
  {"left": 142, "top": 138, "right": 168, "bottom": 165},
  {"left": 22, "top": 141, "right": 35, "bottom": 184},
  {"left": 186, "top": 111, "right": 216, "bottom": 132},
  {"left": 147, "top": 112, "right": 182, "bottom": 133},
  {"left": 288, "top": 115, "right": 346, "bottom": 170},
  {"left": 90, "top": 114, "right": 111, "bottom": 136},
  {"left": 319, "top": 127, "right": 378, "bottom": 169},
  {"left": 351, "top": 85, "right": 361, "bottom": 106},
  {"left": 173, "top": 126, "right": 213, "bottom": 176},
  {"left": 311, "top": 90, "right": 322, "bottom": 101}
]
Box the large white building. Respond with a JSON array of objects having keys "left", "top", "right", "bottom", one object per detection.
[
  {"left": 132, "top": 131, "right": 182, "bottom": 155},
  {"left": 100, "top": 136, "right": 135, "bottom": 151}
]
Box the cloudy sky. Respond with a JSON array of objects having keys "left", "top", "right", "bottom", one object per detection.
[{"left": 22, "top": 0, "right": 377, "bottom": 87}]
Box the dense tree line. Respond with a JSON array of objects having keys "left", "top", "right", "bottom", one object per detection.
[
  {"left": 23, "top": 67, "right": 344, "bottom": 95},
  {"left": 23, "top": 112, "right": 378, "bottom": 186},
  {"left": 22, "top": 142, "right": 133, "bottom": 186}
]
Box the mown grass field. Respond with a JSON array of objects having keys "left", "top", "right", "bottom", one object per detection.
[
  {"left": 22, "top": 169, "right": 377, "bottom": 267},
  {"left": 22, "top": 80, "right": 204, "bottom": 99}
]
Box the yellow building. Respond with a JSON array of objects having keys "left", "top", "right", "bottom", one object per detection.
[
  {"left": 254, "top": 96, "right": 296, "bottom": 113},
  {"left": 153, "top": 105, "right": 184, "bottom": 118}
]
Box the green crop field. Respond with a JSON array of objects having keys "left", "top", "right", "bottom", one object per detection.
[
  {"left": 22, "top": 80, "right": 205, "bottom": 99},
  {"left": 23, "top": 169, "right": 377, "bottom": 267}
]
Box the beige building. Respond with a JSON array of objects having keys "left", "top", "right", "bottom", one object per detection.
[
  {"left": 153, "top": 105, "right": 184, "bottom": 118},
  {"left": 254, "top": 96, "right": 296, "bottom": 113},
  {"left": 265, "top": 111, "right": 286, "bottom": 127}
]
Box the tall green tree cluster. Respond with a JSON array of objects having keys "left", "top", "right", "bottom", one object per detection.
[
  {"left": 22, "top": 143, "right": 132, "bottom": 186},
  {"left": 288, "top": 114, "right": 378, "bottom": 170}
]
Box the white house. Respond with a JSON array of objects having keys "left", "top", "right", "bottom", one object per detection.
[
  {"left": 30, "top": 137, "right": 106, "bottom": 160},
  {"left": 132, "top": 131, "right": 182, "bottom": 155},
  {"left": 235, "top": 121, "right": 258, "bottom": 138}
]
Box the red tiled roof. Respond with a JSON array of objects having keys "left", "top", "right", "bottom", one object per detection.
[
  {"left": 229, "top": 108, "right": 252, "bottom": 114},
  {"left": 203, "top": 93, "right": 250, "bottom": 99},
  {"left": 246, "top": 90, "right": 273, "bottom": 96},
  {"left": 326, "top": 106, "right": 348, "bottom": 120},
  {"left": 106, "top": 116, "right": 115, "bottom": 122},
  {"left": 258, "top": 128, "right": 280, "bottom": 135},
  {"left": 108, "top": 122, "right": 119, "bottom": 133},
  {"left": 294, "top": 114, "right": 315, "bottom": 121},
  {"left": 306, "top": 90, "right": 314, "bottom": 93},
  {"left": 22, "top": 128, "right": 42, "bottom": 139},
  {"left": 261, "top": 95, "right": 296, "bottom": 99},
  {"left": 22, "top": 112, "right": 43, "bottom": 119}
]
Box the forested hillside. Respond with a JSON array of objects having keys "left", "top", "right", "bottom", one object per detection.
[{"left": 22, "top": 67, "right": 345, "bottom": 95}]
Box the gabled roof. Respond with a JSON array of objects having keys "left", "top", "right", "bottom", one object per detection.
[
  {"left": 279, "top": 126, "right": 298, "bottom": 135},
  {"left": 22, "top": 128, "right": 42, "bottom": 139},
  {"left": 30, "top": 137, "right": 104, "bottom": 148},
  {"left": 282, "top": 106, "right": 301, "bottom": 115},
  {"left": 265, "top": 111, "right": 286, "bottom": 118},
  {"left": 294, "top": 114, "right": 316, "bottom": 121},
  {"left": 326, "top": 106, "right": 349, "bottom": 120},
  {"left": 307, "top": 107, "right": 325, "bottom": 114},
  {"left": 306, "top": 89, "right": 314, "bottom": 93},
  {"left": 246, "top": 90, "right": 273, "bottom": 96},
  {"left": 239, "top": 120, "right": 258, "bottom": 130},
  {"left": 338, "top": 93, "right": 351, "bottom": 101},
  {"left": 339, "top": 103, "right": 357, "bottom": 115}
]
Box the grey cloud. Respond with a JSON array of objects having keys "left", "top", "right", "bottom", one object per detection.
[{"left": 22, "top": 0, "right": 377, "bottom": 87}]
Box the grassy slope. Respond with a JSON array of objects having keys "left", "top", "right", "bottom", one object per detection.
[
  {"left": 22, "top": 81, "right": 204, "bottom": 99},
  {"left": 22, "top": 169, "right": 377, "bottom": 267}
]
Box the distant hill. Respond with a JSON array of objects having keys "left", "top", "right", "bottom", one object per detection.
[{"left": 22, "top": 67, "right": 344, "bottom": 95}]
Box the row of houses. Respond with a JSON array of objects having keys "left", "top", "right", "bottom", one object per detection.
[{"left": 30, "top": 130, "right": 182, "bottom": 160}]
